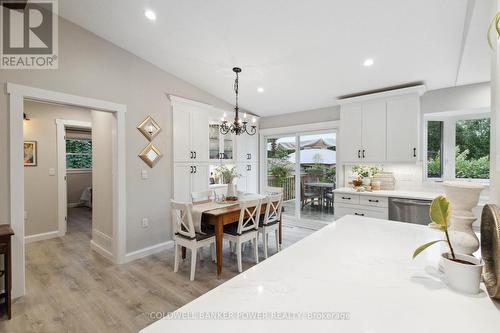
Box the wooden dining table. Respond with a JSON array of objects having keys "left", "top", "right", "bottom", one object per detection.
[{"left": 182, "top": 202, "right": 282, "bottom": 277}]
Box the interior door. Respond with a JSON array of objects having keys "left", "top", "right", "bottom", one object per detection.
[
  {"left": 340, "top": 103, "right": 362, "bottom": 162},
  {"left": 361, "top": 100, "right": 386, "bottom": 162}
]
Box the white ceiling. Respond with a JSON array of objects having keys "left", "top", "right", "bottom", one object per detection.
[{"left": 58, "top": 0, "right": 492, "bottom": 116}]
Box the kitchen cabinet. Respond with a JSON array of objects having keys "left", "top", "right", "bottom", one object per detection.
[
  {"left": 339, "top": 86, "right": 424, "bottom": 164},
  {"left": 236, "top": 163, "right": 258, "bottom": 194},
  {"left": 339, "top": 100, "right": 386, "bottom": 162},
  {"left": 209, "top": 124, "right": 234, "bottom": 161},
  {"left": 172, "top": 97, "right": 210, "bottom": 162},
  {"left": 173, "top": 164, "right": 209, "bottom": 202},
  {"left": 386, "top": 95, "right": 419, "bottom": 162},
  {"left": 236, "top": 130, "right": 259, "bottom": 163},
  {"left": 333, "top": 193, "right": 388, "bottom": 220}
]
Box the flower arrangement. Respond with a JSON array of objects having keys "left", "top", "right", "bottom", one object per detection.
[{"left": 214, "top": 165, "right": 240, "bottom": 184}]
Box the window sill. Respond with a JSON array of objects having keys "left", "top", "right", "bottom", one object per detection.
[{"left": 67, "top": 169, "right": 92, "bottom": 174}]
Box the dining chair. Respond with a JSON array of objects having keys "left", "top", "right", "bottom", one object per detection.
[
  {"left": 191, "top": 189, "right": 215, "bottom": 203},
  {"left": 171, "top": 200, "right": 216, "bottom": 281},
  {"left": 259, "top": 193, "right": 283, "bottom": 258},
  {"left": 264, "top": 186, "right": 283, "bottom": 195},
  {"left": 223, "top": 198, "right": 262, "bottom": 272}
]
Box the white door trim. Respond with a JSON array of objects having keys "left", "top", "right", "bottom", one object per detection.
[
  {"left": 56, "top": 119, "right": 92, "bottom": 236},
  {"left": 7, "top": 83, "right": 127, "bottom": 298}
]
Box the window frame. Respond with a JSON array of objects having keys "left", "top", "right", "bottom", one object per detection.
[
  {"left": 423, "top": 112, "right": 490, "bottom": 185},
  {"left": 65, "top": 137, "right": 93, "bottom": 172}
]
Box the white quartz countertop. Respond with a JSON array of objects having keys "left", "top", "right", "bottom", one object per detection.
[
  {"left": 141, "top": 216, "right": 500, "bottom": 333},
  {"left": 334, "top": 187, "right": 441, "bottom": 201}
]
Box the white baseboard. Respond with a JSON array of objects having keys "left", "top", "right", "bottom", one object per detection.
[
  {"left": 90, "top": 240, "right": 114, "bottom": 262},
  {"left": 25, "top": 230, "right": 62, "bottom": 243},
  {"left": 124, "top": 240, "right": 174, "bottom": 263},
  {"left": 91, "top": 229, "right": 113, "bottom": 261}
]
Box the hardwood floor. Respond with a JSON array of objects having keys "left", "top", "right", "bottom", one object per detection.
[{"left": 0, "top": 208, "right": 315, "bottom": 333}]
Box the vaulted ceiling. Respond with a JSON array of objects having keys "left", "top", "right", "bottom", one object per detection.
[{"left": 58, "top": 0, "right": 492, "bottom": 116}]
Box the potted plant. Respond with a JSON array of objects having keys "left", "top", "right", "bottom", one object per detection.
[
  {"left": 352, "top": 165, "right": 382, "bottom": 186},
  {"left": 488, "top": 12, "right": 500, "bottom": 49},
  {"left": 413, "top": 196, "right": 484, "bottom": 294},
  {"left": 214, "top": 165, "right": 240, "bottom": 197}
]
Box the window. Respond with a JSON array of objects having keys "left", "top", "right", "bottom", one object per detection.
[
  {"left": 426, "top": 121, "right": 443, "bottom": 178},
  {"left": 66, "top": 138, "right": 92, "bottom": 169},
  {"left": 425, "top": 114, "right": 490, "bottom": 182},
  {"left": 455, "top": 118, "right": 490, "bottom": 179}
]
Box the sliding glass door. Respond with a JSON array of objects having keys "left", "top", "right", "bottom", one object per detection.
[{"left": 264, "top": 130, "right": 337, "bottom": 228}]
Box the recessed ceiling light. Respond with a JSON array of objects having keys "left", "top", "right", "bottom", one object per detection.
[
  {"left": 144, "top": 9, "right": 156, "bottom": 21},
  {"left": 363, "top": 58, "right": 374, "bottom": 67},
  {"left": 257, "top": 87, "right": 264, "bottom": 93}
]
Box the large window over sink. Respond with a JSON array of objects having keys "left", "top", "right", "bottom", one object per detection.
[{"left": 424, "top": 113, "right": 490, "bottom": 182}]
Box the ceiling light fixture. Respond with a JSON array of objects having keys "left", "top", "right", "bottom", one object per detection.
[
  {"left": 144, "top": 9, "right": 156, "bottom": 21},
  {"left": 363, "top": 58, "right": 374, "bottom": 67},
  {"left": 257, "top": 87, "right": 264, "bottom": 93},
  {"left": 220, "top": 67, "right": 256, "bottom": 136}
]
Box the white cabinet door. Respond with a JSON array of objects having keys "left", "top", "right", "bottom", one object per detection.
[
  {"left": 191, "top": 164, "right": 209, "bottom": 193},
  {"left": 362, "top": 100, "right": 386, "bottom": 162},
  {"left": 190, "top": 109, "right": 209, "bottom": 162},
  {"left": 173, "top": 108, "right": 191, "bottom": 162},
  {"left": 173, "top": 164, "right": 192, "bottom": 202},
  {"left": 236, "top": 134, "right": 249, "bottom": 162},
  {"left": 235, "top": 164, "right": 248, "bottom": 192},
  {"left": 245, "top": 163, "right": 258, "bottom": 194},
  {"left": 340, "top": 103, "right": 363, "bottom": 162},
  {"left": 246, "top": 135, "right": 258, "bottom": 162},
  {"left": 386, "top": 96, "right": 419, "bottom": 162}
]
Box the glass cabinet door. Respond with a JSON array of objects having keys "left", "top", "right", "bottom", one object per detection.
[
  {"left": 223, "top": 134, "right": 233, "bottom": 159},
  {"left": 209, "top": 124, "right": 220, "bottom": 159}
]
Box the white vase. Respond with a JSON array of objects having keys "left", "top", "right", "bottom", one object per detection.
[
  {"left": 441, "top": 252, "right": 484, "bottom": 294},
  {"left": 362, "top": 177, "right": 371, "bottom": 186},
  {"left": 226, "top": 183, "right": 236, "bottom": 197},
  {"left": 443, "top": 181, "right": 485, "bottom": 255}
]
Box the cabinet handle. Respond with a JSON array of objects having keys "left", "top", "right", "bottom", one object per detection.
[
  {"left": 354, "top": 213, "right": 365, "bottom": 216},
  {"left": 190, "top": 166, "right": 193, "bottom": 173},
  {"left": 341, "top": 196, "right": 351, "bottom": 200},
  {"left": 194, "top": 151, "right": 197, "bottom": 159},
  {"left": 357, "top": 150, "right": 361, "bottom": 158},
  {"left": 190, "top": 151, "right": 193, "bottom": 159},
  {"left": 368, "top": 199, "right": 379, "bottom": 203},
  {"left": 194, "top": 166, "right": 197, "bottom": 173},
  {"left": 362, "top": 150, "right": 365, "bottom": 159},
  {"left": 413, "top": 148, "right": 416, "bottom": 158}
]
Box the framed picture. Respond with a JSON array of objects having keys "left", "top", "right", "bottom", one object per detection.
[{"left": 24, "top": 141, "right": 37, "bottom": 166}]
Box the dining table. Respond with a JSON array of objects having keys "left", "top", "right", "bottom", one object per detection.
[{"left": 182, "top": 200, "right": 282, "bottom": 278}]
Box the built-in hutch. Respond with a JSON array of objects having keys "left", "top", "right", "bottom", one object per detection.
[{"left": 170, "top": 96, "right": 259, "bottom": 201}]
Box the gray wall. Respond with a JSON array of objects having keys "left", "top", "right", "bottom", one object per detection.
[
  {"left": 421, "top": 82, "right": 490, "bottom": 114},
  {"left": 23, "top": 101, "right": 91, "bottom": 236},
  {"left": 0, "top": 17, "right": 233, "bottom": 253},
  {"left": 67, "top": 172, "right": 92, "bottom": 205}
]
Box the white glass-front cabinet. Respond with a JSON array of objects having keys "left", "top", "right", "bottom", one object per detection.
[{"left": 209, "top": 124, "right": 234, "bottom": 161}]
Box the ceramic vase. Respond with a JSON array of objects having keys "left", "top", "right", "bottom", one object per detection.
[
  {"left": 362, "top": 177, "right": 371, "bottom": 186},
  {"left": 443, "top": 181, "right": 485, "bottom": 255},
  {"left": 441, "top": 253, "right": 484, "bottom": 294}
]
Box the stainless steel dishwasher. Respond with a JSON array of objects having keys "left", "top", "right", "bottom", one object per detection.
[{"left": 388, "top": 197, "right": 432, "bottom": 225}]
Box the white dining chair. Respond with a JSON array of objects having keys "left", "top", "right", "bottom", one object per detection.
[
  {"left": 259, "top": 193, "right": 283, "bottom": 258},
  {"left": 171, "top": 200, "right": 216, "bottom": 281},
  {"left": 191, "top": 189, "right": 215, "bottom": 203},
  {"left": 264, "top": 186, "right": 283, "bottom": 195},
  {"left": 223, "top": 198, "right": 262, "bottom": 272}
]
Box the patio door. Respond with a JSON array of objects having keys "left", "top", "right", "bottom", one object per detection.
[{"left": 264, "top": 131, "right": 336, "bottom": 229}]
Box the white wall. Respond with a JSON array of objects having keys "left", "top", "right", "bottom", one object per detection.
[
  {"left": 490, "top": 0, "right": 500, "bottom": 206},
  {"left": 421, "top": 82, "right": 490, "bottom": 114},
  {"left": 67, "top": 172, "right": 92, "bottom": 205},
  {"left": 23, "top": 101, "right": 91, "bottom": 236},
  {"left": 0, "top": 17, "right": 233, "bottom": 254}
]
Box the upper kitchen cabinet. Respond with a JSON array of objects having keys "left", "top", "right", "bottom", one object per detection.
[
  {"left": 236, "top": 120, "right": 259, "bottom": 163},
  {"left": 171, "top": 96, "right": 210, "bottom": 162},
  {"left": 338, "top": 85, "right": 425, "bottom": 164},
  {"left": 386, "top": 95, "right": 420, "bottom": 162},
  {"left": 339, "top": 100, "right": 386, "bottom": 163}
]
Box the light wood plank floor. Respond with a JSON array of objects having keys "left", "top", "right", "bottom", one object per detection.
[{"left": 0, "top": 207, "right": 315, "bottom": 333}]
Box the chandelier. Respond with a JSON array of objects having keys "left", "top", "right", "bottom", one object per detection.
[{"left": 220, "top": 67, "right": 256, "bottom": 136}]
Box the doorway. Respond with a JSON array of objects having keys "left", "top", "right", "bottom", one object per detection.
[
  {"left": 7, "top": 83, "right": 127, "bottom": 298},
  {"left": 263, "top": 127, "right": 338, "bottom": 229}
]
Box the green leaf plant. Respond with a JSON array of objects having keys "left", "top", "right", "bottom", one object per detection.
[
  {"left": 412, "top": 196, "right": 456, "bottom": 260},
  {"left": 488, "top": 12, "right": 500, "bottom": 50}
]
